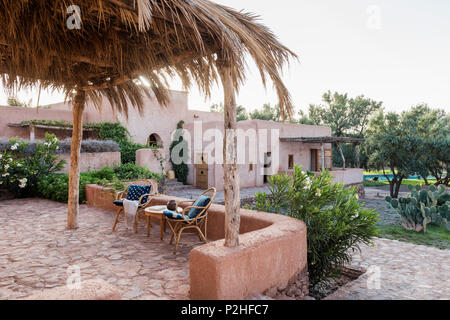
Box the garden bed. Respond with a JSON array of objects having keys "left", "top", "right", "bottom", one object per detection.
[{"left": 309, "top": 267, "right": 365, "bottom": 300}]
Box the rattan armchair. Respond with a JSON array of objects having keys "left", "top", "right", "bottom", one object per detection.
[
  {"left": 112, "top": 179, "right": 159, "bottom": 233},
  {"left": 165, "top": 188, "right": 216, "bottom": 254}
]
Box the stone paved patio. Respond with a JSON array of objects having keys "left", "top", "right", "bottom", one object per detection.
[
  {"left": 0, "top": 199, "right": 201, "bottom": 300},
  {"left": 1, "top": 198, "right": 449, "bottom": 300},
  {"left": 325, "top": 238, "right": 450, "bottom": 300}
]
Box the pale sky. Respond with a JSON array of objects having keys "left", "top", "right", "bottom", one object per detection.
[{"left": 1, "top": 0, "right": 450, "bottom": 115}]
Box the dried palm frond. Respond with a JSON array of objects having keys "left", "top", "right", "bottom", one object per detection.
[{"left": 0, "top": 0, "right": 297, "bottom": 119}]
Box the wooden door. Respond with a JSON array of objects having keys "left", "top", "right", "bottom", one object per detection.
[{"left": 195, "top": 153, "right": 209, "bottom": 189}]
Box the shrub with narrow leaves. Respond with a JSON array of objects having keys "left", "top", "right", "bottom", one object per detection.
[{"left": 254, "top": 165, "right": 378, "bottom": 287}]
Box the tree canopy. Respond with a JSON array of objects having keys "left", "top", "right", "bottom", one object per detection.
[
  {"left": 308, "top": 91, "right": 382, "bottom": 137},
  {"left": 365, "top": 105, "right": 449, "bottom": 197}
]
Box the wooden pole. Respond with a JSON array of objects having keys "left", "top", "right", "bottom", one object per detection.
[
  {"left": 355, "top": 143, "right": 361, "bottom": 168},
  {"left": 67, "top": 90, "right": 86, "bottom": 229},
  {"left": 336, "top": 142, "right": 346, "bottom": 169},
  {"left": 218, "top": 60, "right": 240, "bottom": 248},
  {"left": 320, "top": 144, "right": 325, "bottom": 171},
  {"left": 29, "top": 125, "right": 35, "bottom": 142}
]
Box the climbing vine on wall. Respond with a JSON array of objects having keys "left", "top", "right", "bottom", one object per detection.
[
  {"left": 169, "top": 121, "right": 189, "bottom": 184},
  {"left": 97, "top": 122, "right": 147, "bottom": 164}
]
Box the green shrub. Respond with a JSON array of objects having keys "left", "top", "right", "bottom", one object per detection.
[
  {"left": 169, "top": 121, "right": 189, "bottom": 184},
  {"left": 0, "top": 134, "right": 65, "bottom": 197},
  {"left": 112, "top": 163, "right": 162, "bottom": 182},
  {"left": 38, "top": 163, "right": 162, "bottom": 203},
  {"left": 97, "top": 122, "right": 146, "bottom": 164},
  {"left": 254, "top": 165, "right": 378, "bottom": 287}
]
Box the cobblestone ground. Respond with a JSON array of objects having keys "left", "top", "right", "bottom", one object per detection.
[
  {"left": 325, "top": 238, "right": 450, "bottom": 300},
  {"left": 0, "top": 199, "right": 200, "bottom": 300}
]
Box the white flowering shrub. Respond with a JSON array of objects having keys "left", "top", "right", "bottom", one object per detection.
[
  {"left": 0, "top": 134, "right": 65, "bottom": 197},
  {"left": 254, "top": 165, "right": 378, "bottom": 288}
]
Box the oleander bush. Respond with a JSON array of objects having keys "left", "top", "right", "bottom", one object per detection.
[
  {"left": 253, "top": 165, "right": 378, "bottom": 288},
  {"left": 0, "top": 134, "right": 65, "bottom": 197}
]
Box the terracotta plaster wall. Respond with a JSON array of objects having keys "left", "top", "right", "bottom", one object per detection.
[
  {"left": 147, "top": 195, "right": 307, "bottom": 300},
  {"left": 57, "top": 152, "right": 121, "bottom": 174},
  {"left": 184, "top": 120, "right": 333, "bottom": 190}
]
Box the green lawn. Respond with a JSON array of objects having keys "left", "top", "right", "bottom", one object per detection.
[
  {"left": 376, "top": 224, "right": 450, "bottom": 250},
  {"left": 364, "top": 179, "right": 438, "bottom": 188}
]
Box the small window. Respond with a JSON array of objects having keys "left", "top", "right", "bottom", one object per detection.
[
  {"left": 288, "top": 155, "right": 294, "bottom": 170},
  {"left": 147, "top": 133, "right": 162, "bottom": 148},
  {"left": 249, "top": 163, "right": 254, "bottom": 172}
]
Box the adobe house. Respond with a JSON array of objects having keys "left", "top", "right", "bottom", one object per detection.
[
  {"left": 0, "top": 89, "right": 364, "bottom": 191},
  {"left": 180, "top": 120, "right": 364, "bottom": 192}
]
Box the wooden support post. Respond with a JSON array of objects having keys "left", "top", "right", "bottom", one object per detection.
[
  {"left": 218, "top": 59, "right": 240, "bottom": 248},
  {"left": 336, "top": 142, "right": 346, "bottom": 169},
  {"left": 355, "top": 143, "right": 361, "bottom": 168},
  {"left": 67, "top": 90, "right": 86, "bottom": 229},
  {"left": 320, "top": 144, "right": 325, "bottom": 171},
  {"left": 29, "top": 125, "right": 35, "bottom": 142}
]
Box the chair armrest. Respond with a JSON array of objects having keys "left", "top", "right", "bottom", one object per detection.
[
  {"left": 116, "top": 191, "right": 126, "bottom": 201},
  {"left": 138, "top": 194, "right": 154, "bottom": 207},
  {"left": 176, "top": 200, "right": 195, "bottom": 210}
]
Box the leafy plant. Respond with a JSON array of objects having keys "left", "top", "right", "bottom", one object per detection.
[
  {"left": 253, "top": 166, "right": 378, "bottom": 287},
  {"left": 386, "top": 184, "right": 450, "bottom": 232},
  {"left": 97, "top": 122, "right": 147, "bottom": 164},
  {"left": 169, "top": 121, "right": 189, "bottom": 184},
  {"left": 0, "top": 134, "right": 65, "bottom": 197},
  {"left": 38, "top": 163, "right": 163, "bottom": 203}
]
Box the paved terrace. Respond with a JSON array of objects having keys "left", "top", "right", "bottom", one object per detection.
[
  {"left": 0, "top": 198, "right": 449, "bottom": 300},
  {"left": 0, "top": 199, "right": 197, "bottom": 300}
]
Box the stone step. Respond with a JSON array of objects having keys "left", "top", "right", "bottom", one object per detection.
[
  {"left": 163, "top": 182, "right": 195, "bottom": 192},
  {"left": 164, "top": 179, "right": 185, "bottom": 186}
]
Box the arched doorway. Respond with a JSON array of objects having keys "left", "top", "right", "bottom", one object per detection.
[{"left": 147, "top": 133, "right": 163, "bottom": 148}]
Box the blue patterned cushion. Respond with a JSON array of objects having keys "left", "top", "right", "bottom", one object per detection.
[
  {"left": 163, "top": 210, "right": 188, "bottom": 220},
  {"left": 113, "top": 200, "right": 124, "bottom": 207},
  {"left": 188, "top": 195, "right": 211, "bottom": 219},
  {"left": 126, "top": 185, "right": 151, "bottom": 203}
]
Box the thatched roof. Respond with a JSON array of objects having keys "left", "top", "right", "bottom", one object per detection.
[{"left": 0, "top": 0, "right": 296, "bottom": 119}]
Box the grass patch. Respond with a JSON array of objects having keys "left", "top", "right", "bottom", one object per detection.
[
  {"left": 376, "top": 224, "right": 450, "bottom": 250},
  {"left": 364, "top": 180, "right": 389, "bottom": 187},
  {"left": 364, "top": 179, "right": 438, "bottom": 188}
]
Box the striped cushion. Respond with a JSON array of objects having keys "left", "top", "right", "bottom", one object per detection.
[{"left": 163, "top": 210, "right": 188, "bottom": 220}]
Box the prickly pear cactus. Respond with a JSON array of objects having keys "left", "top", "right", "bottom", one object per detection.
[{"left": 386, "top": 184, "right": 450, "bottom": 233}]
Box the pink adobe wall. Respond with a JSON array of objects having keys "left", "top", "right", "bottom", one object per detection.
[
  {"left": 0, "top": 105, "right": 80, "bottom": 140},
  {"left": 57, "top": 152, "right": 121, "bottom": 174},
  {"left": 0, "top": 102, "right": 113, "bottom": 141},
  {"left": 183, "top": 119, "right": 334, "bottom": 191},
  {"left": 135, "top": 148, "right": 168, "bottom": 174},
  {"left": 148, "top": 195, "right": 307, "bottom": 300},
  {"left": 329, "top": 168, "right": 364, "bottom": 185}
]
